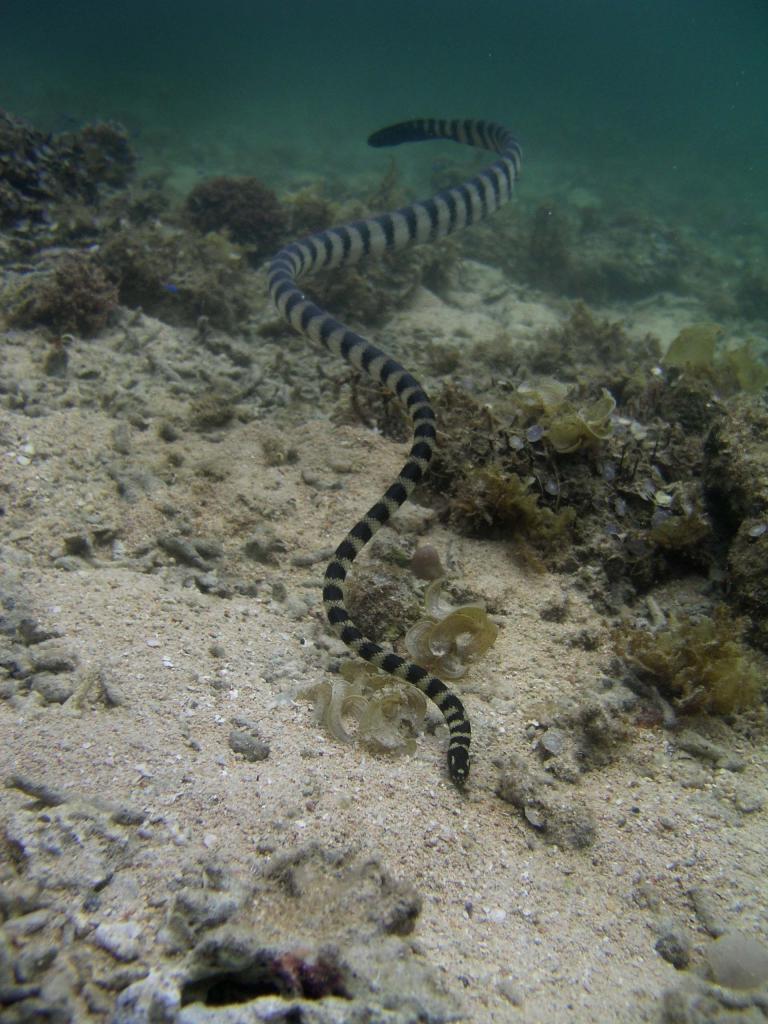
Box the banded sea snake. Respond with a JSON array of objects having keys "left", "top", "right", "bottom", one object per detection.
[{"left": 268, "top": 118, "right": 521, "bottom": 785}]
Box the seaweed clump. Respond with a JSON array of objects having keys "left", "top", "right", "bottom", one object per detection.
[
  {"left": 614, "top": 606, "right": 765, "bottom": 714},
  {"left": 663, "top": 322, "right": 768, "bottom": 395},
  {"left": 7, "top": 253, "right": 118, "bottom": 337},
  {"left": 703, "top": 398, "right": 768, "bottom": 651},
  {"left": 69, "top": 121, "right": 136, "bottom": 189},
  {"left": 450, "top": 465, "right": 576, "bottom": 552},
  {"left": 185, "top": 176, "right": 288, "bottom": 256},
  {"left": 0, "top": 109, "right": 135, "bottom": 230},
  {"left": 100, "top": 225, "right": 251, "bottom": 330}
]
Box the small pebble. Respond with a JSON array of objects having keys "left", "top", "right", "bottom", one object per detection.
[
  {"left": 497, "top": 978, "right": 524, "bottom": 1005},
  {"left": 688, "top": 886, "right": 726, "bottom": 938},
  {"left": 228, "top": 729, "right": 270, "bottom": 762},
  {"left": 539, "top": 727, "right": 566, "bottom": 757},
  {"left": 410, "top": 545, "right": 445, "bottom": 581}
]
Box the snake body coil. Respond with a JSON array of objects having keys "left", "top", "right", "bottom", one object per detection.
[{"left": 268, "top": 118, "right": 521, "bottom": 785}]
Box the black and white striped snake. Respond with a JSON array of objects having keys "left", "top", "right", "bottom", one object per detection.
[{"left": 268, "top": 118, "right": 521, "bottom": 785}]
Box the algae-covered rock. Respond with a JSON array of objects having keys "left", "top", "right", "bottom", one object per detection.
[
  {"left": 6, "top": 253, "right": 118, "bottom": 337},
  {"left": 704, "top": 398, "right": 768, "bottom": 650},
  {"left": 496, "top": 753, "right": 596, "bottom": 848},
  {"left": 449, "top": 465, "right": 575, "bottom": 550},
  {"left": 706, "top": 931, "right": 768, "bottom": 990}
]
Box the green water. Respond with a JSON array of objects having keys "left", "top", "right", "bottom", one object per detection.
[{"left": 2, "top": 1, "right": 766, "bottom": 223}]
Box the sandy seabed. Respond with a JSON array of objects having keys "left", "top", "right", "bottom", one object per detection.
[{"left": 1, "top": 272, "right": 767, "bottom": 1024}]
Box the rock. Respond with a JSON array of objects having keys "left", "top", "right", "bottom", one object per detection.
[
  {"left": 497, "top": 977, "right": 524, "bottom": 1006},
  {"left": 17, "top": 618, "right": 62, "bottom": 645},
  {"left": 661, "top": 975, "right": 768, "bottom": 1022},
  {"left": 30, "top": 672, "right": 75, "bottom": 704},
  {"left": 13, "top": 941, "right": 58, "bottom": 982},
  {"left": 654, "top": 922, "right": 691, "bottom": 969},
  {"left": 675, "top": 731, "right": 746, "bottom": 772},
  {"left": 688, "top": 887, "right": 726, "bottom": 938},
  {"left": 243, "top": 527, "right": 287, "bottom": 565},
  {"left": 706, "top": 931, "right": 768, "bottom": 989},
  {"left": 28, "top": 641, "right": 78, "bottom": 674},
  {"left": 539, "top": 727, "right": 566, "bottom": 757},
  {"left": 113, "top": 969, "right": 181, "bottom": 1024},
  {"left": 732, "top": 783, "right": 766, "bottom": 814},
  {"left": 228, "top": 730, "right": 270, "bottom": 762},
  {"left": 93, "top": 920, "right": 143, "bottom": 962},
  {"left": 157, "top": 535, "right": 209, "bottom": 570},
  {"left": 496, "top": 753, "right": 596, "bottom": 848}
]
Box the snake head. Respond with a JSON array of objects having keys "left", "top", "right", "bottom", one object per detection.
[{"left": 448, "top": 747, "right": 470, "bottom": 787}]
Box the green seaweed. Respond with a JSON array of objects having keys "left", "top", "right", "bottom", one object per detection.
[
  {"left": 663, "top": 323, "right": 768, "bottom": 394},
  {"left": 663, "top": 323, "right": 723, "bottom": 370},
  {"left": 615, "top": 606, "right": 765, "bottom": 714},
  {"left": 548, "top": 389, "right": 616, "bottom": 453},
  {"left": 450, "top": 465, "right": 575, "bottom": 550},
  {"left": 722, "top": 339, "right": 768, "bottom": 394},
  {"left": 7, "top": 253, "right": 118, "bottom": 337},
  {"left": 516, "top": 380, "right": 615, "bottom": 453}
]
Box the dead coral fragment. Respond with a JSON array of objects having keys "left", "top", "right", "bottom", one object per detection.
[
  {"left": 405, "top": 580, "right": 498, "bottom": 680},
  {"left": 615, "top": 606, "right": 765, "bottom": 714}
]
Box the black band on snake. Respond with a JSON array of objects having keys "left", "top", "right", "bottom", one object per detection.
[{"left": 268, "top": 118, "right": 521, "bottom": 785}]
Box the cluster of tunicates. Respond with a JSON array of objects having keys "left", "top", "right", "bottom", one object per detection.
[
  {"left": 516, "top": 379, "right": 616, "bottom": 453},
  {"left": 306, "top": 582, "right": 499, "bottom": 756},
  {"left": 305, "top": 663, "right": 428, "bottom": 757},
  {"left": 404, "top": 580, "right": 499, "bottom": 679}
]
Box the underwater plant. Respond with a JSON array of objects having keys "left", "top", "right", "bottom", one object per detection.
[
  {"left": 663, "top": 323, "right": 724, "bottom": 371},
  {"left": 7, "top": 253, "right": 118, "bottom": 337},
  {"left": 450, "top": 465, "right": 575, "bottom": 550},
  {"left": 516, "top": 380, "right": 616, "bottom": 453},
  {"left": 615, "top": 606, "right": 765, "bottom": 714},
  {"left": 185, "top": 176, "right": 288, "bottom": 254},
  {"left": 663, "top": 323, "right": 768, "bottom": 394}
]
